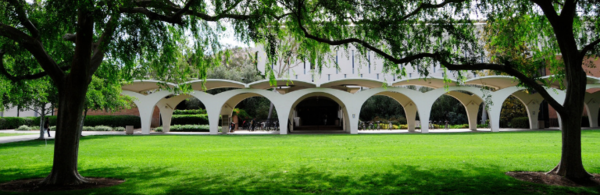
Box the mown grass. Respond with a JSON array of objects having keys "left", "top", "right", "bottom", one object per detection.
[
  {"left": 1, "top": 130, "right": 600, "bottom": 194},
  {"left": 0, "top": 133, "right": 35, "bottom": 137}
]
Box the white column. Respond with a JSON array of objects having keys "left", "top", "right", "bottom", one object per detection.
[
  {"left": 347, "top": 106, "right": 361, "bottom": 134},
  {"left": 488, "top": 103, "right": 502, "bottom": 132},
  {"left": 206, "top": 104, "right": 221, "bottom": 135},
  {"left": 277, "top": 109, "right": 290, "bottom": 134},
  {"left": 418, "top": 104, "right": 432, "bottom": 133},
  {"left": 138, "top": 106, "right": 155, "bottom": 134},
  {"left": 584, "top": 95, "right": 600, "bottom": 128},
  {"left": 159, "top": 109, "right": 174, "bottom": 132},
  {"left": 404, "top": 102, "right": 418, "bottom": 132}
]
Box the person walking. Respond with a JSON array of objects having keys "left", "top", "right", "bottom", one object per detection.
[
  {"left": 250, "top": 118, "right": 256, "bottom": 131},
  {"left": 44, "top": 117, "right": 51, "bottom": 137}
]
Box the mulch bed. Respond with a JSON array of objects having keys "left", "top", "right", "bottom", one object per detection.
[
  {"left": 507, "top": 172, "right": 600, "bottom": 187},
  {"left": 0, "top": 178, "right": 124, "bottom": 192}
]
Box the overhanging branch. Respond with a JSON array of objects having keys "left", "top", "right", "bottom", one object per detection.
[
  {"left": 581, "top": 38, "right": 600, "bottom": 55},
  {"left": 0, "top": 50, "right": 71, "bottom": 82},
  {"left": 293, "top": 5, "right": 566, "bottom": 113},
  {"left": 7, "top": 0, "right": 40, "bottom": 40}
]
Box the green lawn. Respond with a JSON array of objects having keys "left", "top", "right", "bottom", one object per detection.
[
  {"left": 1, "top": 131, "right": 599, "bottom": 194},
  {"left": 0, "top": 133, "right": 35, "bottom": 137}
]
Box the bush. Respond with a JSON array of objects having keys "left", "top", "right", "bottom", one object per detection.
[
  {"left": 171, "top": 114, "right": 209, "bottom": 125},
  {"left": 82, "top": 126, "right": 95, "bottom": 131},
  {"left": 114, "top": 127, "right": 125, "bottom": 131},
  {"left": 155, "top": 125, "right": 211, "bottom": 132},
  {"left": 84, "top": 115, "right": 140, "bottom": 128},
  {"left": 16, "top": 125, "right": 31, "bottom": 131},
  {"left": 511, "top": 117, "right": 530, "bottom": 128},
  {"left": 29, "top": 126, "right": 40, "bottom": 130},
  {"left": 0, "top": 115, "right": 139, "bottom": 130},
  {"left": 94, "top": 125, "right": 113, "bottom": 131},
  {"left": 173, "top": 109, "right": 206, "bottom": 115},
  {"left": 50, "top": 126, "right": 56, "bottom": 131}
]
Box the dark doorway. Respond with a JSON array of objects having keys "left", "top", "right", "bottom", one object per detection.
[{"left": 295, "top": 96, "right": 343, "bottom": 131}]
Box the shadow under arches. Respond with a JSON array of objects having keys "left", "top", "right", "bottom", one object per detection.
[{"left": 288, "top": 91, "right": 351, "bottom": 133}]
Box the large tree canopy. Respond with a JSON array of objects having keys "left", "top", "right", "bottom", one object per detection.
[
  {"left": 0, "top": 0, "right": 288, "bottom": 185},
  {"left": 255, "top": 0, "right": 600, "bottom": 181}
]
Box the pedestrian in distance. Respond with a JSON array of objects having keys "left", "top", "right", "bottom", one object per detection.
[{"left": 44, "top": 117, "right": 51, "bottom": 137}]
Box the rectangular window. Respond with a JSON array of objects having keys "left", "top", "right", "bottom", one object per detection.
[
  {"left": 360, "top": 74, "right": 363, "bottom": 78},
  {"left": 328, "top": 74, "right": 330, "bottom": 81},
  {"left": 312, "top": 75, "right": 314, "bottom": 82},
  {"left": 376, "top": 74, "right": 379, "bottom": 80},
  {"left": 409, "top": 73, "right": 412, "bottom": 78},
  {"left": 303, "top": 60, "right": 306, "bottom": 74},
  {"left": 296, "top": 75, "right": 298, "bottom": 79},
  {"left": 393, "top": 74, "right": 396, "bottom": 81},
  {"left": 352, "top": 50, "right": 355, "bottom": 74},
  {"left": 344, "top": 74, "right": 347, "bottom": 78}
]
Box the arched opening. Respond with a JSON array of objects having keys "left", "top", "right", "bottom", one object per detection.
[
  {"left": 233, "top": 96, "right": 278, "bottom": 131},
  {"left": 290, "top": 93, "right": 349, "bottom": 133},
  {"left": 219, "top": 92, "right": 280, "bottom": 133},
  {"left": 156, "top": 96, "right": 209, "bottom": 132},
  {"left": 499, "top": 95, "right": 528, "bottom": 128},
  {"left": 294, "top": 96, "right": 341, "bottom": 130},
  {"left": 358, "top": 94, "right": 410, "bottom": 131},
  {"left": 429, "top": 94, "right": 471, "bottom": 129}
]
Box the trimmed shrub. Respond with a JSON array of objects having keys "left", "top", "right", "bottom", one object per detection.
[
  {"left": 50, "top": 126, "right": 56, "bottom": 131},
  {"left": 511, "top": 117, "right": 530, "bottom": 128},
  {"left": 171, "top": 114, "right": 209, "bottom": 125},
  {"left": 0, "top": 118, "right": 5, "bottom": 129},
  {"left": 173, "top": 109, "right": 206, "bottom": 115},
  {"left": 94, "top": 125, "right": 113, "bottom": 131},
  {"left": 114, "top": 127, "right": 125, "bottom": 131},
  {"left": 29, "top": 126, "right": 40, "bottom": 130},
  {"left": 84, "top": 115, "right": 140, "bottom": 128},
  {"left": 82, "top": 126, "right": 95, "bottom": 131},
  {"left": 17, "top": 125, "right": 31, "bottom": 131},
  {"left": 155, "top": 125, "right": 211, "bottom": 132}
]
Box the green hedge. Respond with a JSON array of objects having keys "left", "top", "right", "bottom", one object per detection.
[
  {"left": 173, "top": 109, "right": 206, "bottom": 115},
  {"left": 155, "top": 125, "right": 212, "bottom": 132},
  {"left": 0, "top": 115, "right": 140, "bottom": 129},
  {"left": 510, "top": 117, "right": 530, "bottom": 128},
  {"left": 171, "top": 114, "right": 209, "bottom": 125},
  {"left": 83, "top": 115, "right": 140, "bottom": 128}
]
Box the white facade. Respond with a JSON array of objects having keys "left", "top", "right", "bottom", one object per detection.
[
  {"left": 120, "top": 77, "right": 600, "bottom": 135},
  {"left": 249, "top": 44, "right": 468, "bottom": 84}
]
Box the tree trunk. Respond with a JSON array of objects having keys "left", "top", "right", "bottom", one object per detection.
[
  {"left": 38, "top": 105, "right": 46, "bottom": 139},
  {"left": 547, "top": 54, "right": 591, "bottom": 181},
  {"left": 40, "top": 9, "right": 94, "bottom": 185}
]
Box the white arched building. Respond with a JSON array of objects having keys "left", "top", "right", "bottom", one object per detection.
[{"left": 121, "top": 76, "right": 600, "bottom": 135}]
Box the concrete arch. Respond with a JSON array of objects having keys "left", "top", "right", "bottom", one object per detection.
[
  {"left": 352, "top": 88, "right": 423, "bottom": 132},
  {"left": 201, "top": 89, "right": 288, "bottom": 134},
  {"left": 415, "top": 86, "right": 488, "bottom": 133},
  {"left": 121, "top": 90, "right": 176, "bottom": 134},
  {"left": 287, "top": 91, "right": 351, "bottom": 134}
]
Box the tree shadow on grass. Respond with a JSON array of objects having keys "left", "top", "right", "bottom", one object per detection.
[{"left": 3, "top": 164, "right": 594, "bottom": 195}]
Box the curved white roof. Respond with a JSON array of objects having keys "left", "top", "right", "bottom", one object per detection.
[
  {"left": 183, "top": 79, "right": 247, "bottom": 91},
  {"left": 121, "top": 80, "right": 178, "bottom": 93},
  {"left": 248, "top": 79, "right": 317, "bottom": 90},
  {"left": 392, "top": 77, "right": 456, "bottom": 89},
  {"left": 319, "top": 78, "right": 386, "bottom": 89},
  {"left": 464, "top": 76, "right": 519, "bottom": 89}
]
